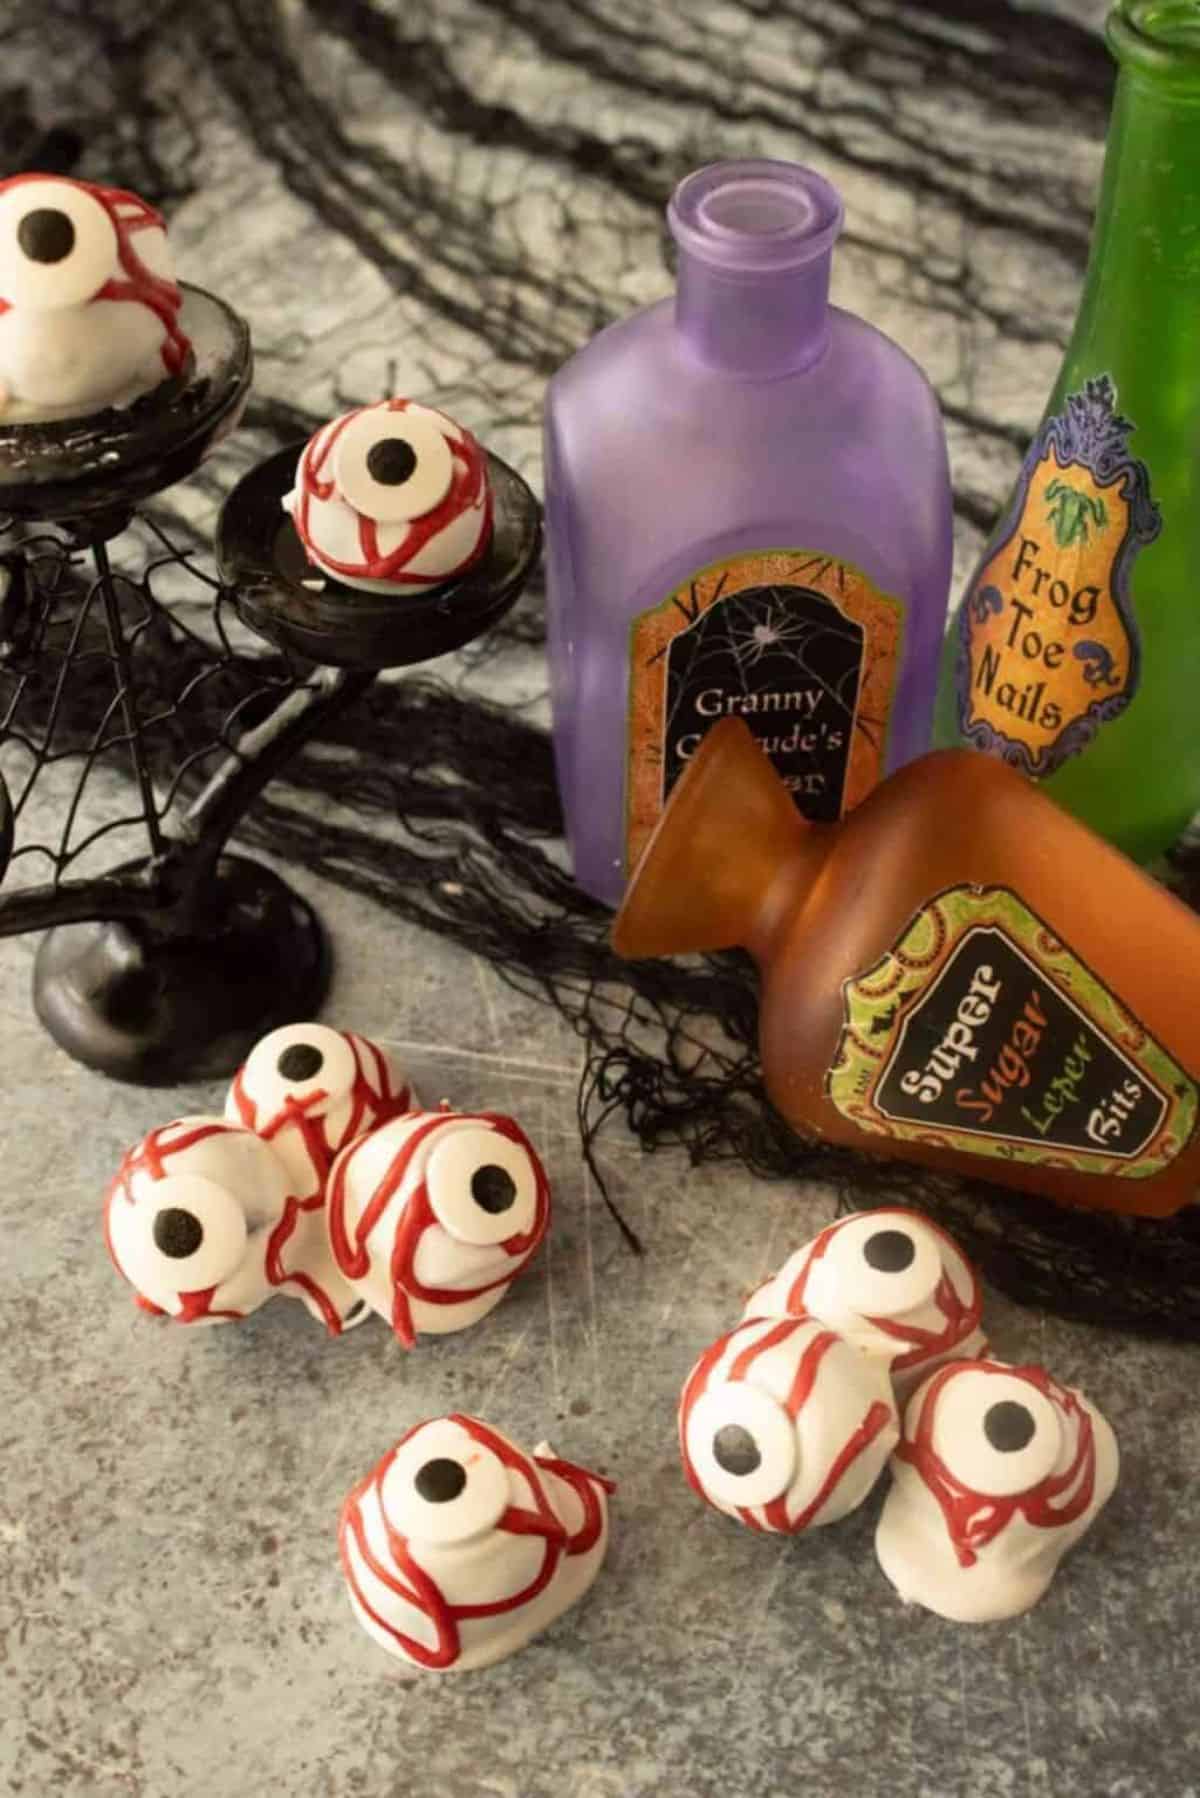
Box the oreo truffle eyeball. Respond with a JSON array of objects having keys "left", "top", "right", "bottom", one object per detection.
[
  {"left": 339, "top": 1414, "right": 614, "bottom": 1672},
  {"left": 679, "top": 1314, "right": 899, "bottom": 1535},
  {"left": 283, "top": 397, "right": 494, "bottom": 595},
  {"left": 0, "top": 172, "right": 190, "bottom": 420},
  {"left": 103, "top": 1116, "right": 291, "bottom": 1324},
  {"left": 326, "top": 1108, "right": 551, "bottom": 1348},
  {"left": 875, "top": 1358, "right": 1119, "bottom": 1622}
]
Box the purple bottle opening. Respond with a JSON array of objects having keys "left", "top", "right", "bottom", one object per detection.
[
  {"left": 669, "top": 161, "right": 843, "bottom": 376},
  {"left": 668, "top": 161, "right": 844, "bottom": 276}
]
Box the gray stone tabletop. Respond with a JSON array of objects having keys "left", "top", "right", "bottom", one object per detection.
[{"left": 1, "top": 1, "right": 1198, "bottom": 1795}]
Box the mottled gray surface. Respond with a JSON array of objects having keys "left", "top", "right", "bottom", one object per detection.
[
  {"left": 4, "top": 883, "right": 1200, "bottom": 1798},
  {"left": 3, "top": 0, "right": 1200, "bottom": 1794}
]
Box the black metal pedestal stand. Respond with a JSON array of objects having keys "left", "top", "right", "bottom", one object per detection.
[{"left": 0, "top": 286, "right": 541, "bottom": 1083}]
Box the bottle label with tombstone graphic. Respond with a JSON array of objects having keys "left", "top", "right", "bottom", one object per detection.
[
  {"left": 625, "top": 548, "right": 904, "bottom": 874},
  {"left": 827, "top": 884, "right": 1197, "bottom": 1178},
  {"left": 955, "top": 376, "right": 1161, "bottom": 777}
]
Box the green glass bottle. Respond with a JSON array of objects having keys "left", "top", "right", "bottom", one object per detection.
[{"left": 935, "top": 1, "right": 1200, "bottom": 862}]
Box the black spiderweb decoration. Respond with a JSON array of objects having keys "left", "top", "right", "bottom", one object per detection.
[{"left": 0, "top": 509, "right": 334, "bottom": 938}]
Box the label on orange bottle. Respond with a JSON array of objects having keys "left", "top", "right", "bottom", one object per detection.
[
  {"left": 955, "top": 376, "right": 1160, "bottom": 777},
  {"left": 626, "top": 548, "right": 903, "bottom": 874},
  {"left": 827, "top": 884, "right": 1196, "bottom": 1178}
]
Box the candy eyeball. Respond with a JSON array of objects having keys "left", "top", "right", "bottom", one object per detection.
[
  {"left": 422, "top": 1119, "right": 541, "bottom": 1246},
  {"left": 380, "top": 1416, "right": 514, "bottom": 1548},
  {"left": 0, "top": 173, "right": 190, "bottom": 420},
  {"left": 104, "top": 1116, "right": 291, "bottom": 1323},
  {"left": 875, "top": 1358, "right": 1120, "bottom": 1622},
  {"left": 326, "top": 1109, "right": 551, "bottom": 1347},
  {"left": 0, "top": 177, "right": 118, "bottom": 310},
  {"left": 226, "top": 1021, "right": 416, "bottom": 1202},
  {"left": 334, "top": 404, "right": 454, "bottom": 524},
  {"left": 339, "top": 1414, "right": 615, "bottom": 1672},
  {"left": 815, "top": 1213, "right": 945, "bottom": 1316},
  {"left": 679, "top": 1314, "right": 898, "bottom": 1534},
  {"left": 283, "top": 397, "right": 493, "bottom": 595},
  {"left": 683, "top": 1378, "right": 798, "bottom": 1513},
  {"left": 744, "top": 1208, "right": 986, "bottom": 1395},
  {"left": 926, "top": 1365, "right": 1064, "bottom": 1499}
]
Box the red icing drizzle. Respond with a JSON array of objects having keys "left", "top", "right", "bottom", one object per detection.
[
  {"left": 337, "top": 1415, "right": 613, "bottom": 1670},
  {"left": 679, "top": 1316, "right": 894, "bottom": 1535},
  {"left": 783, "top": 1208, "right": 983, "bottom": 1372},
  {"left": 262, "top": 1206, "right": 343, "bottom": 1335},
  {"left": 534, "top": 1455, "right": 617, "bottom": 1555},
  {"left": 174, "top": 1286, "right": 242, "bottom": 1324},
  {"left": 0, "top": 174, "right": 190, "bottom": 373},
  {"left": 103, "top": 1119, "right": 253, "bottom": 1322},
  {"left": 326, "top": 1110, "right": 551, "bottom": 1349},
  {"left": 292, "top": 399, "right": 493, "bottom": 587},
  {"left": 895, "top": 1360, "right": 1097, "bottom": 1568},
  {"left": 230, "top": 1031, "right": 414, "bottom": 1335}
]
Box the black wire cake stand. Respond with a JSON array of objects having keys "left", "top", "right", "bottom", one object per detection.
[{"left": 0, "top": 284, "right": 541, "bottom": 1083}]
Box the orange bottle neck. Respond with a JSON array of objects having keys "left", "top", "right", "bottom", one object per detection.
[
  {"left": 613, "top": 718, "right": 837, "bottom": 962},
  {"left": 741, "top": 826, "right": 833, "bottom": 968}
]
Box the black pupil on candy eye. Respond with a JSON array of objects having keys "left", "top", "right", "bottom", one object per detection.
[
  {"left": 863, "top": 1228, "right": 916, "bottom": 1273},
  {"left": 366, "top": 438, "right": 418, "bottom": 486},
  {"left": 415, "top": 1457, "right": 467, "bottom": 1503},
  {"left": 984, "top": 1400, "right": 1036, "bottom": 1453},
  {"left": 277, "top": 1042, "right": 324, "bottom": 1081},
  {"left": 18, "top": 208, "right": 75, "bottom": 264},
  {"left": 472, "top": 1164, "right": 517, "bottom": 1214},
  {"left": 154, "top": 1208, "right": 203, "bottom": 1259},
  {"left": 713, "top": 1424, "right": 761, "bottom": 1477}
]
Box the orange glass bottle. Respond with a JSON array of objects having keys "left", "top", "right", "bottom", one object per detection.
[{"left": 613, "top": 717, "right": 1200, "bottom": 1219}]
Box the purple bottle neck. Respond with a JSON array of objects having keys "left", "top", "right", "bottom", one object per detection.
[{"left": 668, "top": 161, "right": 844, "bottom": 379}]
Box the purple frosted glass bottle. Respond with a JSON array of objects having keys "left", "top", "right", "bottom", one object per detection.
[{"left": 544, "top": 159, "right": 953, "bottom": 907}]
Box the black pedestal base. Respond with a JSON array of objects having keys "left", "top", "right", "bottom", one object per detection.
[{"left": 32, "top": 855, "right": 329, "bottom": 1084}]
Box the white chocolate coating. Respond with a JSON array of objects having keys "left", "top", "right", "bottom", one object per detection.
[
  {"left": 339, "top": 1415, "right": 614, "bottom": 1672},
  {"left": 875, "top": 1358, "right": 1119, "bottom": 1622},
  {"left": 224, "top": 1022, "right": 416, "bottom": 1332},
  {"left": 0, "top": 174, "right": 189, "bottom": 420},
  {"left": 744, "top": 1209, "right": 986, "bottom": 1396},
  {"left": 283, "top": 398, "right": 492, "bottom": 594},
  {"left": 326, "top": 1109, "right": 551, "bottom": 1346},
  {"left": 679, "top": 1314, "right": 899, "bottom": 1534},
  {"left": 104, "top": 1116, "right": 292, "bottom": 1323}
]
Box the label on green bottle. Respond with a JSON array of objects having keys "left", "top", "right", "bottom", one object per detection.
[
  {"left": 827, "top": 884, "right": 1196, "bottom": 1178},
  {"left": 626, "top": 548, "right": 904, "bottom": 874},
  {"left": 955, "top": 376, "right": 1161, "bottom": 777}
]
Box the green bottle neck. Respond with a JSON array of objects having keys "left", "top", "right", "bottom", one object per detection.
[
  {"left": 1107, "top": 1, "right": 1200, "bottom": 97},
  {"left": 1084, "top": 6, "right": 1200, "bottom": 294},
  {"left": 1058, "top": 6, "right": 1200, "bottom": 400}
]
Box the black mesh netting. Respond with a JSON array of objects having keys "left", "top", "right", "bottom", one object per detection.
[
  {"left": 5, "top": 496, "right": 1200, "bottom": 1341},
  {"left": 230, "top": 668, "right": 1200, "bottom": 1341}
]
